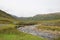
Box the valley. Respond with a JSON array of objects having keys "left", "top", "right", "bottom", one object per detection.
[{"left": 0, "top": 10, "right": 60, "bottom": 40}]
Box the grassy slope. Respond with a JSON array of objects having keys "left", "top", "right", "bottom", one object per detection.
[
  {"left": 0, "top": 10, "right": 15, "bottom": 19},
  {"left": 0, "top": 32, "right": 44, "bottom": 40},
  {"left": 19, "top": 12, "right": 60, "bottom": 21},
  {"left": 37, "top": 19, "right": 60, "bottom": 31},
  {"left": 0, "top": 25, "right": 45, "bottom": 40},
  {"left": 0, "top": 10, "right": 18, "bottom": 24},
  {"left": 37, "top": 25, "right": 60, "bottom": 31},
  {"left": 0, "top": 34, "right": 43, "bottom": 40}
]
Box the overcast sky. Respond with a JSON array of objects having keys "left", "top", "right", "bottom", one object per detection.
[{"left": 0, "top": 0, "right": 60, "bottom": 17}]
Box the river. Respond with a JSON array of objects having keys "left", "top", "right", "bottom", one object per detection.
[{"left": 18, "top": 25, "right": 60, "bottom": 40}]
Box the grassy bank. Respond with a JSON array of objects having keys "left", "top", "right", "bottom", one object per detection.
[
  {"left": 37, "top": 25, "right": 60, "bottom": 31},
  {"left": 0, "top": 24, "right": 45, "bottom": 40}
]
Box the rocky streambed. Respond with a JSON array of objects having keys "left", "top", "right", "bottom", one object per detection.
[{"left": 18, "top": 25, "right": 60, "bottom": 40}]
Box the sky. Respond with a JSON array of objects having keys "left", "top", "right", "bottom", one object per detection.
[{"left": 0, "top": 0, "right": 60, "bottom": 17}]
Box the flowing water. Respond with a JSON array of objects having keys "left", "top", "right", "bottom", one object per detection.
[{"left": 18, "top": 25, "right": 60, "bottom": 40}]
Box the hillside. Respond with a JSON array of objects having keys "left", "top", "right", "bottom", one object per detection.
[
  {"left": 0, "top": 10, "right": 17, "bottom": 24},
  {"left": 19, "top": 12, "right": 60, "bottom": 21},
  {"left": 0, "top": 10, "right": 14, "bottom": 19},
  {"left": 33, "top": 12, "right": 60, "bottom": 20}
]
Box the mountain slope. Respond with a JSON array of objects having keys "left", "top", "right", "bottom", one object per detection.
[
  {"left": 33, "top": 12, "right": 60, "bottom": 20},
  {"left": 0, "top": 10, "right": 17, "bottom": 19},
  {"left": 19, "top": 12, "right": 60, "bottom": 21},
  {"left": 0, "top": 10, "right": 17, "bottom": 24}
]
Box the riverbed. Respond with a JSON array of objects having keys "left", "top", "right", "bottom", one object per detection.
[{"left": 18, "top": 25, "right": 60, "bottom": 40}]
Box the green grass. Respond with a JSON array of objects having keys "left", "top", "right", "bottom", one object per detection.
[
  {"left": 0, "top": 24, "right": 45, "bottom": 40},
  {"left": 0, "top": 33, "right": 44, "bottom": 40},
  {"left": 0, "top": 24, "right": 16, "bottom": 30}
]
